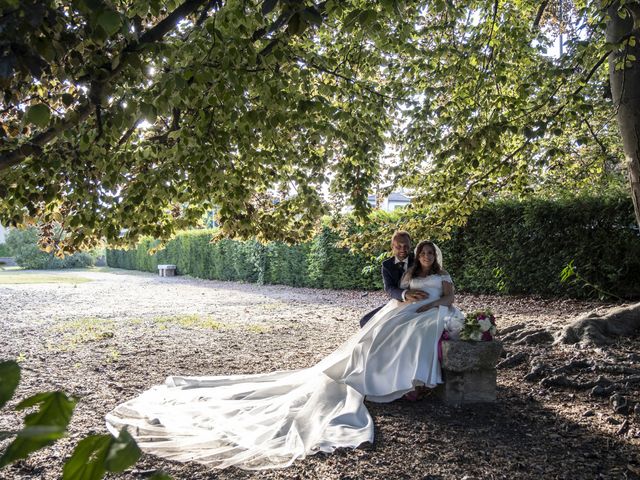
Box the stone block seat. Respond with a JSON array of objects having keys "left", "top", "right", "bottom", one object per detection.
[
  {"left": 435, "top": 340, "right": 503, "bottom": 406},
  {"left": 157, "top": 264, "right": 177, "bottom": 277}
]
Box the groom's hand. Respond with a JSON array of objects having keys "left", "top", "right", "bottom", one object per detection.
[
  {"left": 416, "top": 304, "right": 436, "bottom": 313},
  {"left": 405, "top": 290, "right": 428, "bottom": 302}
]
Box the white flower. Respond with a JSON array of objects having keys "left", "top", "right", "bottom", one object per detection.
[
  {"left": 478, "top": 318, "right": 492, "bottom": 332},
  {"left": 471, "top": 331, "right": 482, "bottom": 341},
  {"left": 446, "top": 316, "right": 464, "bottom": 335}
]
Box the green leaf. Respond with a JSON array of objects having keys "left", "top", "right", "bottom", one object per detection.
[
  {"left": 301, "top": 7, "right": 323, "bottom": 26},
  {"left": 560, "top": 260, "right": 576, "bottom": 283},
  {"left": 0, "top": 360, "right": 20, "bottom": 409},
  {"left": 104, "top": 429, "right": 141, "bottom": 473},
  {"left": 0, "top": 423, "right": 68, "bottom": 467},
  {"left": 16, "top": 391, "right": 76, "bottom": 424},
  {"left": 25, "top": 104, "right": 51, "bottom": 128},
  {"left": 261, "top": 0, "right": 277, "bottom": 15},
  {"left": 140, "top": 103, "right": 156, "bottom": 122},
  {"left": 149, "top": 473, "right": 173, "bottom": 480},
  {"left": 62, "top": 434, "right": 111, "bottom": 480},
  {"left": 286, "top": 13, "right": 306, "bottom": 36},
  {"left": 97, "top": 10, "right": 122, "bottom": 36},
  {"left": 0, "top": 391, "right": 75, "bottom": 467},
  {"left": 61, "top": 94, "right": 75, "bottom": 107},
  {"left": 83, "top": 0, "right": 103, "bottom": 11}
]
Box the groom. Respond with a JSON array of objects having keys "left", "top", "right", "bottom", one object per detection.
[{"left": 359, "top": 231, "right": 428, "bottom": 327}]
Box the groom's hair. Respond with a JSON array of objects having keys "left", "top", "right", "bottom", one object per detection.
[{"left": 391, "top": 230, "right": 411, "bottom": 245}]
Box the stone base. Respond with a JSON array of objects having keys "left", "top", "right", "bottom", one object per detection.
[
  {"left": 435, "top": 369, "right": 497, "bottom": 406},
  {"left": 435, "top": 340, "right": 503, "bottom": 406}
]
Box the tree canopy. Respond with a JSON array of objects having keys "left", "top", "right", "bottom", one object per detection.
[{"left": 0, "top": 0, "right": 638, "bottom": 252}]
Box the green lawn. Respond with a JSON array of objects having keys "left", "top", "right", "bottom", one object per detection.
[{"left": 0, "top": 270, "right": 92, "bottom": 284}]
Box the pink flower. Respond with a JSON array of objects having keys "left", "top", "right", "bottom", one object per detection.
[
  {"left": 441, "top": 330, "right": 450, "bottom": 341},
  {"left": 481, "top": 331, "right": 493, "bottom": 341}
]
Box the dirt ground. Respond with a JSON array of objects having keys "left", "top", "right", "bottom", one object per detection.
[{"left": 1, "top": 268, "right": 639, "bottom": 479}]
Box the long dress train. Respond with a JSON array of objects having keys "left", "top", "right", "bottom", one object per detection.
[{"left": 105, "top": 274, "right": 463, "bottom": 470}]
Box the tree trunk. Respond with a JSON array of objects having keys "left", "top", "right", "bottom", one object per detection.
[{"left": 607, "top": 2, "right": 640, "bottom": 230}]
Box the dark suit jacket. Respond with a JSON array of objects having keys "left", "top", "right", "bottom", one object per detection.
[{"left": 359, "top": 255, "right": 414, "bottom": 327}]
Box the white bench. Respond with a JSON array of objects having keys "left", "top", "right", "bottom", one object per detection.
[{"left": 158, "top": 264, "right": 177, "bottom": 277}]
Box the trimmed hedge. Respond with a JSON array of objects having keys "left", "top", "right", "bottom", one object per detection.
[
  {"left": 447, "top": 195, "right": 640, "bottom": 299},
  {"left": 107, "top": 195, "right": 640, "bottom": 299},
  {"left": 106, "top": 227, "right": 381, "bottom": 290}
]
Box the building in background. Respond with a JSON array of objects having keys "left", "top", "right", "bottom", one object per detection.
[{"left": 367, "top": 191, "right": 411, "bottom": 212}]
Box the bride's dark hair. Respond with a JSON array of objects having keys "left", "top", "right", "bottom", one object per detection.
[{"left": 400, "top": 240, "right": 442, "bottom": 288}]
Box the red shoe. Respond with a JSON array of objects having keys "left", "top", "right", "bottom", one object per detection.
[{"left": 402, "top": 391, "right": 420, "bottom": 402}]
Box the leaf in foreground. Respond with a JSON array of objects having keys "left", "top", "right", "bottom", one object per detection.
[
  {"left": 0, "top": 391, "right": 75, "bottom": 467},
  {"left": 0, "top": 360, "right": 20, "bottom": 408},
  {"left": 149, "top": 473, "right": 173, "bottom": 479},
  {"left": 62, "top": 434, "right": 112, "bottom": 480},
  {"left": 104, "top": 428, "right": 141, "bottom": 472},
  {"left": 63, "top": 428, "right": 141, "bottom": 480}
]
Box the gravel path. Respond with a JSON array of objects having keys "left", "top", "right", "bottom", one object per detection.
[{"left": 1, "top": 269, "right": 638, "bottom": 479}]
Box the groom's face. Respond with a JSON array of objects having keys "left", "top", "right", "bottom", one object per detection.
[{"left": 392, "top": 237, "right": 411, "bottom": 261}]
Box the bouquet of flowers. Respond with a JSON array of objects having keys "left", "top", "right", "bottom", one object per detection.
[{"left": 459, "top": 310, "right": 497, "bottom": 341}]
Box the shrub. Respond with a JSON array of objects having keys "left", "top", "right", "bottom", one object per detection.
[
  {"left": 449, "top": 195, "right": 640, "bottom": 298},
  {"left": 0, "top": 243, "right": 10, "bottom": 257},
  {"left": 308, "top": 226, "right": 380, "bottom": 289},
  {"left": 107, "top": 228, "right": 378, "bottom": 289},
  {"left": 107, "top": 194, "right": 640, "bottom": 299},
  {"left": 5, "top": 227, "right": 96, "bottom": 269}
]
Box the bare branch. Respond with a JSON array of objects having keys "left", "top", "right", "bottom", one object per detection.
[
  {"left": 582, "top": 116, "right": 610, "bottom": 159},
  {"left": 533, "top": 1, "right": 549, "bottom": 29}
]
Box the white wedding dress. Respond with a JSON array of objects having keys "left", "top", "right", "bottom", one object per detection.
[{"left": 105, "top": 274, "right": 464, "bottom": 470}]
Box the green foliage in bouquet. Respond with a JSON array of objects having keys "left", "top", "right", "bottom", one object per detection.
[{"left": 459, "top": 311, "right": 497, "bottom": 342}]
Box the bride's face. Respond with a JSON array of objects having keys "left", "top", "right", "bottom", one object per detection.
[{"left": 418, "top": 245, "right": 436, "bottom": 269}]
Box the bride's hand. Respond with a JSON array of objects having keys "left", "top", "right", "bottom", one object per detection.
[{"left": 405, "top": 289, "right": 428, "bottom": 302}]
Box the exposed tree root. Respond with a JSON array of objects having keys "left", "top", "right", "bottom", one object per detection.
[
  {"left": 499, "top": 323, "right": 526, "bottom": 335},
  {"left": 496, "top": 351, "right": 528, "bottom": 369},
  {"left": 555, "top": 302, "right": 640, "bottom": 346},
  {"left": 501, "top": 328, "right": 555, "bottom": 345},
  {"left": 540, "top": 374, "right": 612, "bottom": 390}
]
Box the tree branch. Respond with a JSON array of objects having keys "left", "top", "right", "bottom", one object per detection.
[
  {"left": 533, "top": 1, "right": 549, "bottom": 29},
  {"left": 300, "top": 58, "right": 398, "bottom": 101},
  {"left": 582, "top": 116, "right": 610, "bottom": 159},
  {"left": 0, "top": 102, "right": 95, "bottom": 171},
  {"left": 0, "top": 0, "right": 210, "bottom": 172}
]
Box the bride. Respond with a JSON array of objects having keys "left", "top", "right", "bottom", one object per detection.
[{"left": 106, "top": 240, "right": 464, "bottom": 470}]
